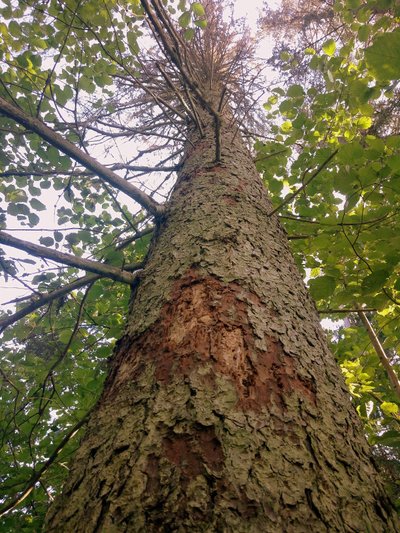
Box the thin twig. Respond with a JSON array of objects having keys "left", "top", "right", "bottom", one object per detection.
[{"left": 357, "top": 309, "right": 400, "bottom": 399}]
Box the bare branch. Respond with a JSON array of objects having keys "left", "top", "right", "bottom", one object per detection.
[
  {"left": 0, "top": 164, "right": 178, "bottom": 178},
  {"left": 0, "top": 96, "right": 164, "bottom": 217},
  {"left": 318, "top": 308, "right": 377, "bottom": 314},
  {"left": 140, "top": 0, "right": 222, "bottom": 160},
  {"left": 0, "top": 231, "right": 137, "bottom": 285},
  {"left": 287, "top": 234, "right": 317, "bottom": 240}
]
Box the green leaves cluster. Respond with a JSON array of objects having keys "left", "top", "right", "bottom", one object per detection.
[
  {"left": 0, "top": 226, "right": 151, "bottom": 529},
  {"left": 177, "top": 1, "right": 207, "bottom": 40}
]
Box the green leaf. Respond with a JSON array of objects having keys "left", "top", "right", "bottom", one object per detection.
[
  {"left": 194, "top": 19, "right": 207, "bottom": 28},
  {"left": 338, "top": 142, "right": 364, "bottom": 164},
  {"left": 380, "top": 402, "right": 399, "bottom": 416},
  {"left": 355, "top": 116, "right": 372, "bottom": 130},
  {"left": 280, "top": 120, "right": 292, "bottom": 133},
  {"left": 361, "top": 270, "right": 390, "bottom": 293},
  {"left": 8, "top": 20, "right": 21, "bottom": 37},
  {"left": 30, "top": 198, "right": 46, "bottom": 211},
  {"left": 191, "top": 2, "right": 205, "bottom": 17},
  {"left": 184, "top": 28, "right": 195, "bottom": 40},
  {"left": 178, "top": 11, "right": 191, "bottom": 28},
  {"left": 372, "top": 430, "right": 400, "bottom": 447},
  {"left": 365, "top": 29, "right": 400, "bottom": 80},
  {"left": 308, "top": 276, "right": 336, "bottom": 299},
  {"left": 358, "top": 25, "right": 369, "bottom": 42},
  {"left": 28, "top": 212, "right": 40, "bottom": 226},
  {"left": 59, "top": 329, "right": 72, "bottom": 344},
  {"left": 39, "top": 236, "right": 54, "bottom": 247},
  {"left": 127, "top": 32, "right": 139, "bottom": 55},
  {"left": 387, "top": 155, "right": 400, "bottom": 172},
  {"left": 287, "top": 84, "right": 304, "bottom": 97},
  {"left": 54, "top": 231, "right": 63, "bottom": 242},
  {"left": 322, "top": 39, "right": 336, "bottom": 56}
]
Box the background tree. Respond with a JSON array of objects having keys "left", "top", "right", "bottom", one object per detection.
[{"left": 0, "top": 0, "right": 399, "bottom": 530}]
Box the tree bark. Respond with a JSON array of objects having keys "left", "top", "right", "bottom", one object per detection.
[{"left": 45, "top": 117, "right": 399, "bottom": 532}]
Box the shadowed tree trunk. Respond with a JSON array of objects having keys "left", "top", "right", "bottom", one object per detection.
[{"left": 45, "top": 113, "right": 399, "bottom": 530}]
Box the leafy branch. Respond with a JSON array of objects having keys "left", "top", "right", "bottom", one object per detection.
[
  {"left": 0, "top": 96, "right": 164, "bottom": 217},
  {"left": 268, "top": 149, "right": 339, "bottom": 217},
  {"left": 0, "top": 261, "right": 143, "bottom": 333},
  {"left": 0, "top": 231, "right": 138, "bottom": 285},
  {"left": 0, "top": 408, "right": 93, "bottom": 518}
]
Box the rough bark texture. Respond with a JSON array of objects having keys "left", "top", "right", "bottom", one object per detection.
[{"left": 45, "top": 118, "right": 399, "bottom": 532}]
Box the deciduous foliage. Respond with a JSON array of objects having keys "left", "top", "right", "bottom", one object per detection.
[{"left": 0, "top": 0, "right": 399, "bottom": 529}]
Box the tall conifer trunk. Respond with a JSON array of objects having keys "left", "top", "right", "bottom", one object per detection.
[{"left": 45, "top": 112, "right": 398, "bottom": 531}]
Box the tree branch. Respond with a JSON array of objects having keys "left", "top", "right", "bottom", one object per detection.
[
  {"left": 0, "top": 96, "right": 164, "bottom": 217},
  {"left": 0, "top": 231, "right": 137, "bottom": 285},
  {"left": 357, "top": 309, "right": 400, "bottom": 399},
  {"left": 141, "top": 0, "right": 222, "bottom": 160},
  {"left": 0, "top": 273, "right": 101, "bottom": 332},
  {"left": 287, "top": 234, "right": 317, "bottom": 240},
  {"left": 0, "top": 164, "right": 178, "bottom": 178},
  {"left": 318, "top": 308, "right": 377, "bottom": 314},
  {"left": 0, "top": 260, "right": 142, "bottom": 333}
]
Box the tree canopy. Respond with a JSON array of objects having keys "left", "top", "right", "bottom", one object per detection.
[{"left": 0, "top": 0, "right": 400, "bottom": 529}]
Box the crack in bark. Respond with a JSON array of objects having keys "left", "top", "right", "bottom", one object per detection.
[{"left": 305, "top": 488, "right": 326, "bottom": 524}]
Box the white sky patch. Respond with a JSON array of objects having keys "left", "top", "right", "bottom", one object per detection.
[
  {"left": 232, "top": 0, "right": 281, "bottom": 59},
  {"left": 321, "top": 318, "right": 342, "bottom": 331},
  {"left": 234, "top": 0, "right": 281, "bottom": 28}
]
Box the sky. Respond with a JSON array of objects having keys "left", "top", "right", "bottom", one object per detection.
[
  {"left": 234, "top": 0, "right": 281, "bottom": 27},
  {"left": 233, "top": 0, "right": 281, "bottom": 58}
]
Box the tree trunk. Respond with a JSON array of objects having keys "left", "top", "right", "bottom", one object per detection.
[{"left": 45, "top": 116, "right": 398, "bottom": 532}]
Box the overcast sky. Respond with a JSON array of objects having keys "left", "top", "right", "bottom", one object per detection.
[{"left": 235, "top": 0, "right": 281, "bottom": 27}]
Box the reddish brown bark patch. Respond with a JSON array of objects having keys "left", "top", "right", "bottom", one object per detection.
[
  {"left": 143, "top": 454, "right": 160, "bottom": 497},
  {"left": 105, "top": 270, "right": 316, "bottom": 411},
  {"left": 162, "top": 426, "right": 223, "bottom": 479}
]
